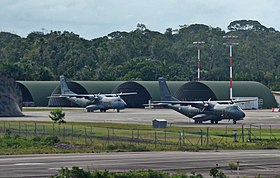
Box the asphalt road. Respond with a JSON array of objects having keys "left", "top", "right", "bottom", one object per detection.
[{"left": 0, "top": 150, "right": 280, "bottom": 177}]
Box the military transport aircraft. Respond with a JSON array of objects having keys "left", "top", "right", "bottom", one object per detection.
[
  {"left": 56, "top": 75, "right": 135, "bottom": 112},
  {"left": 152, "top": 77, "right": 249, "bottom": 124}
]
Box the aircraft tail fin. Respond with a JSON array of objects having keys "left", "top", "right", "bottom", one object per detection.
[
  {"left": 60, "top": 75, "right": 76, "bottom": 95},
  {"left": 158, "top": 77, "right": 178, "bottom": 101}
]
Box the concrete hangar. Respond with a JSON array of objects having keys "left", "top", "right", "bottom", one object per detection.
[{"left": 16, "top": 80, "right": 278, "bottom": 109}]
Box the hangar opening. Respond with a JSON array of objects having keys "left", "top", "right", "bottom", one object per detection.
[
  {"left": 113, "top": 82, "right": 152, "bottom": 108},
  {"left": 174, "top": 82, "right": 217, "bottom": 101},
  {"left": 17, "top": 83, "right": 34, "bottom": 106},
  {"left": 48, "top": 82, "right": 88, "bottom": 107}
]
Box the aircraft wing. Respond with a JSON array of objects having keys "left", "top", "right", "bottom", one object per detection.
[
  {"left": 151, "top": 100, "right": 206, "bottom": 109},
  {"left": 104, "top": 92, "right": 137, "bottom": 97},
  {"left": 152, "top": 100, "right": 203, "bottom": 105},
  {"left": 152, "top": 98, "right": 257, "bottom": 109},
  {"left": 49, "top": 94, "right": 95, "bottom": 98},
  {"left": 48, "top": 94, "right": 72, "bottom": 98},
  {"left": 217, "top": 98, "right": 258, "bottom": 104},
  {"left": 272, "top": 91, "right": 280, "bottom": 95},
  {"left": 49, "top": 92, "right": 137, "bottom": 99},
  {"left": 153, "top": 98, "right": 256, "bottom": 105}
]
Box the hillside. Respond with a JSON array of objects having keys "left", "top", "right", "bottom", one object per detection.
[{"left": 0, "top": 20, "right": 279, "bottom": 90}]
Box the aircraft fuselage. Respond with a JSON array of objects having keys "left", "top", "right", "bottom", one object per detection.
[
  {"left": 65, "top": 96, "right": 127, "bottom": 112},
  {"left": 167, "top": 103, "right": 245, "bottom": 124}
]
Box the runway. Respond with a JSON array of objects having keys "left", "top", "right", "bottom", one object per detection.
[{"left": 0, "top": 150, "right": 280, "bottom": 177}]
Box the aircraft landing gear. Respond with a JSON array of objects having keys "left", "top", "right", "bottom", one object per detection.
[
  {"left": 215, "top": 121, "right": 219, "bottom": 124},
  {"left": 100, "top": 109, "right": 107, "bottom": 112},
  {"left": 211, "top": 120, "right": 214, "bottom": 124},
  {"left": 117, "top": 109, "right": 120, "bottom": 112},
  {"left": 233, "top": 120, "right": 237, "bottom": 124}
]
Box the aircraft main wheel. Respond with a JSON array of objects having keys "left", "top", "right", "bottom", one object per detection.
[
  {"left": 117, "top": 109, "right": 120, "bottom": 112},
  {"left": 211, "top": 120, "right": 214, "bottom": 124},
  {"left": 215, "top": 121, "right": 218, "bottom": 124},
  {"left": 194, "top": 120, "right": 199, "bottom": 124},
  {"left": 233, "top": 121, "right": 237, "bottom": 124}
]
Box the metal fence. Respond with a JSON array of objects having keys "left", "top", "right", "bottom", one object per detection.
[{"left": 0, "top": 122, "right": 279, "bottom": 148}]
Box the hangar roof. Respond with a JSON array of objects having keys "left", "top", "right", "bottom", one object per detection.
[
  {"left": 112, "top": 81, "right": 184, "bottom": 107},
  {"left": 77, "top": 81, "right": 122, "bottom": 94},
  {"left": 124, "top": 81, "right": 184, "bottom": 100},
  {"left": 17, "top": 81, "right": 59, "bottom": 106},
  {"left": 175, "top": 81, "right": 277, "bottom": 109}
]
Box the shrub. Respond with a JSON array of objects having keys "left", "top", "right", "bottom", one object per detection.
[
  {"left": 45, "top": 136, "right": 60, "bottom": 145},
  {"left": 53, "top": 166, "right": 92, "bottom": 178},
  {"left": 229, "top": 162, "right": 238, "bottom": 170},
  {"left": 4, "top": 129, "right": 12, "bottom": 138},
  {"left": 32, "top": 136, "right": 42, "bottom": 142}
]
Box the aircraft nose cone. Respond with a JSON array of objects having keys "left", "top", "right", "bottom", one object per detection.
[{"left": 241, "top": 111, "right": 245, "bottom": 118}]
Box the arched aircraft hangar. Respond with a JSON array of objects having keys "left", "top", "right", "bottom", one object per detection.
[
  {"left": 112, "top": 81, "right": 182, "bottom": 108},
  {"left": 16, "top": 80, "right": 278, "bottom": 109},
  {"left": 17, "top": 81, "right": 59, "bottom": 107},
  {"left": 174, "top": 81, "right": 277, "bottom": 109}
]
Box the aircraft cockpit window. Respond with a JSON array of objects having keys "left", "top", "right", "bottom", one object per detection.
[
  {"left": 227, "top": 105, "right": 240, "bottom": 111},
  {"left": 232, "top": 105, "right": 241, "bottom": 111}
]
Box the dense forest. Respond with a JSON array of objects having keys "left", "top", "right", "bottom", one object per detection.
[{"left": 0, "top": 20, "right": 279, "bottom": 90}]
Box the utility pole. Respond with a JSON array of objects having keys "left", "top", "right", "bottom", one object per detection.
[
  {"left": 193, "top": 41, "right": 205, "bottom": 81},
  {"left": 223, "top": 34, "right": 238, "bottom": 99}
]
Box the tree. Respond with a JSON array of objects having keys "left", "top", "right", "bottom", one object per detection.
[{"left": 49, "top": 108, "right": 66, "bottom": 124}]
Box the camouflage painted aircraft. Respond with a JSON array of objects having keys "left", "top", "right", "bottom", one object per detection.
[
  {"left": 152, "top": 77, "right": 250, "bottom": 124},
  {"left": 58, "top": 75, "right": 135, "bottom": 112}
]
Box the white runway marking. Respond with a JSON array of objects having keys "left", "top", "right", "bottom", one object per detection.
[{"left": 14, "top": 162, "right": 45, "bottom": 166}]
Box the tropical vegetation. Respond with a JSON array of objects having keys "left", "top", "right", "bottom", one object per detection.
[{"left": 0, "top": 20, "right": 279, "bottom": 90}]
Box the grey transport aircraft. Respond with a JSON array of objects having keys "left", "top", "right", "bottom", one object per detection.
[
  {"left": 57, "top": 75, "right": 135, "bottom": 112},
  {"left": 152, "top": 77, "right": 249, "bottom": 124}
]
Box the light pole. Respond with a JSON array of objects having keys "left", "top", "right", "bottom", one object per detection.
[
  {"left": 223, "top": 34, "right": 238, "bottom": 99},
  {"left": 193, "top": 41, "right": 205, "bottom": 81}
]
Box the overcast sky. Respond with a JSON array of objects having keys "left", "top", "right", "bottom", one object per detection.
[{"left": 1, "top": 0, "right": 280, "bottom": 39}]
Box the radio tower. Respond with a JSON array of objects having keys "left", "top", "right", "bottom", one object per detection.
[
  {"left": 223, "top": 34, "right": 238, "bottom": 99},
  {"left": 193, "top": 41, "right": 205, "bottom": 81}
]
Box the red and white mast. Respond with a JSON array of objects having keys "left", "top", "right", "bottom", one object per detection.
[
  {"left": 193, "top": 41, "right": 205, "bottom": 81},
  {"left": 223, "top": 34, "right": 238, "bottom": 99}
]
